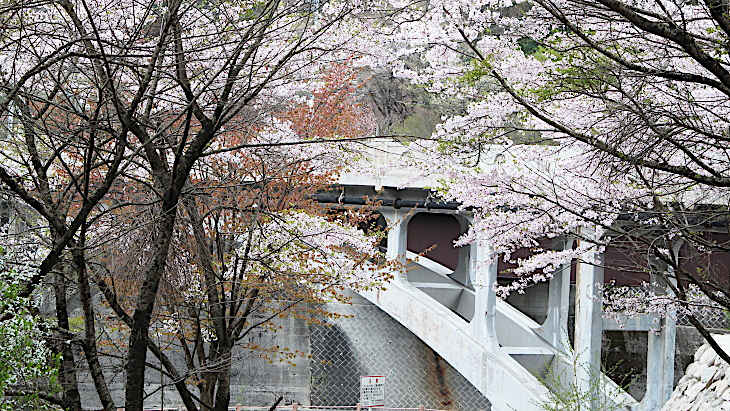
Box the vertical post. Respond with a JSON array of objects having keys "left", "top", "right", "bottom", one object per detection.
[
  {"left": 642, "top": 255, "right": 678, "bottom": 410},
  {"left": 643, "top": 270, "right": 664, "bottom": 411},
  {"left": 574, "top": 226, "right": 603, "bottom": 407},
  {"left": 661, "top": 260, "right": 678, "bottom": 404},
  {"left": 469, "top": 236, "right": 499, "bottom": 348},
  {"left": 292, "top": 404, "right": 299, "bottom": 411},
  {"left": 661, "top": 303, "right": 677, "bottom": 404},
  {"left": 381, "top": 209, "right": 411, "bottom": 283},
  {"left": 543, "top": 237, "right": 574, "bottom": 349},
  {"left": 356, "top": 404, "right": 362, "bottom": 411}
]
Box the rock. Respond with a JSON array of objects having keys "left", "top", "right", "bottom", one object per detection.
[
  {"left": 689, "top": 400, "right": 706, "bottom": 411},
  {"left": 684, "top": 380, "right": 705, "bottom": 403},
  {"left": 701, "top": 347, "right": 717, "bottom": 365},
  {"left": 699, "top": 366, "right": 718, "bottom": 383},
  {"left": 672, "top": 398, "right": 691, "bottom": 411},
  {"left": 663, "top": 337, "right": 730, "bottom": 411},
  {"left": 676, "top": 376, "right": 692, "bottom": 394},
  {"left": 686, "top": 363, "right": 699, "bottom": 378},
  {"left": 695, "top": 345, "right": 709, "bottom": 362}
]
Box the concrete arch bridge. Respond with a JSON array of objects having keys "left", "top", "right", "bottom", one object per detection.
[{"left": 313, "top": 144, "right": 679, "bottom": 411}]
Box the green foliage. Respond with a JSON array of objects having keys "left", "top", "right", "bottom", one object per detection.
[
  {"left": 67, "top": 316, "right": 85, "bottom": 333},
  {"left": 518, "top": 36, "right": 539, "bottom": 55},
  {"left": 390, "top": 108, "right": 440, "bottom": 139},
  {"left": 0, "top": 246, "right": 60, "bottom": 410},
  {"left": 461, "top": 58, "right": 493, "bottom": 86},
  {"left": 536, "top": 347, "right": 635, "bottom": 411}
]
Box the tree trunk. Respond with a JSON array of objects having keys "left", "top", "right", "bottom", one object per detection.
[
  {"left": 213, "top": 345, "right": 232, "bottom": 411},
  {"left": 124, "top": 209, "right": 177, "bottom": 410},
  {"left": 73, "top": 247, "right": 115, "bottom": 410},
  {"left": 54, "top": 268, "right": 82, "bottom": 411}
]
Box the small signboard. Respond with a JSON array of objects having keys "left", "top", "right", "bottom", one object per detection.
[{"left": 360, "top": 375, "right": 385, "bottom": 407}]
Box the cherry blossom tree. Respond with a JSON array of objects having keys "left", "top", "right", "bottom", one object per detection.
[
  {"left": 0, "top": 0, "right": 395, "bottom": 409},
  {"left": 388, "top": 0, "right": 730, "bottom": 362},
  {"left": 91, "top": 62, "right": 388, "bottom": 410}
]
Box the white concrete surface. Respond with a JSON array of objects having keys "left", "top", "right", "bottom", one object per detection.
[{"left": 340, "top": 141, "right": 672, "bottom": 410}]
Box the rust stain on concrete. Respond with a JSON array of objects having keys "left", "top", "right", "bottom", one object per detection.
[{"left": 430, "top": 349, "right": 453, "bottom": 408}]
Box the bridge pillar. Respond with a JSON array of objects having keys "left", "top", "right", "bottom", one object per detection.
[
  {"left": 661, "top": 245, "right": 681, "bottom": 404},
  {"left": 574, "top": 227, "right": 603, "bottom": 408},
  {"left": 641, "top": 262, "right": 677, "bottom": 410},
  {"left": 469, "top": 237, "right": 498, "bottom": 349},
  {"left": 381, "top": 208, "right": 413, "bottom": 282},
  {"left": 643, "top": 276, "right": 664, "bottom": 410},
  {"left": 543, "top": 237, "right": 574, "bottom": 349},
  {"left": 661, "top": 275, "right": 677, "bottom": 404}
]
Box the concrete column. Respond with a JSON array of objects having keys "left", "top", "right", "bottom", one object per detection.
[
  {"left": 661, "top": 244, "right": 682, "bottom": 403},
  {"left": 543, "top": 237, "right": 574, "bottom": 349},
  {"left": 661, "top": 264, "right": 678, "bottom": 404},
  {"left": 641, "top": 264, "right": 677, "bottom": 410},
  {"left": 643, "top": 284, "right": 663, "bottom": 410},
  {"left": 380, "top": 208, "right": 412, "bottom": 282},
  {"left": 574, "top": 227, "right": 603, "bottom": 407},
  {"left": 469, "top": 237, "right": 499, "bottom": 349},
  {"left": 662, "top": 305, "right": 677, "bottom": 403}
]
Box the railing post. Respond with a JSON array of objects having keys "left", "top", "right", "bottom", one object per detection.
[
  {"left": 574, "top": 225, "right": 603, "bottom": 408},
  {"left": 543, "top": 237, "right": 574, "bottom": 349},
  {"left": 292, "top": 404, "right": 298, "bottom": 411},
  {"left": 636, "top": 253, "right": 678, "bottom": 411},
  {"left": 652, "top": 260, "right": 677, "bottom": 407},
  {"left": 661, "top": 282, "right": 677, "bottom": 404},
  {"left": 356, "top": 403, "right": 362, "bottom": 411},
  {"left": 469, "top": 235, "right": 498, "bottom": 348}
]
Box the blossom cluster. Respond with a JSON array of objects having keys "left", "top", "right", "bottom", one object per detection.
[{"left": 373, "top": 1, "right": 730, "bottom": 306}]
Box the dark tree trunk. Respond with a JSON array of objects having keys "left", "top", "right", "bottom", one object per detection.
[
  {"left": 124, "top": 208, "right": 178, "bottom": 410},
  {"left": 212, "top": 345, "right": 232, "bottom": 411},
  {"left": 73, "top": 246, "right": 115, "bottom": 410},
  {"left": 54, "top": 268, "right": 82, "bottom": 411}
]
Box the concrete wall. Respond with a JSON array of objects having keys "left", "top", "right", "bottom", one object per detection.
[
  {"left": 312, "top": 293, "right": 490, "bottom": 410},
  {"left": 75, "top": 308, "right": 313, "bottom": 409},
  {"left": 74, "top": 293, "right": 490, "bottom": 410}
]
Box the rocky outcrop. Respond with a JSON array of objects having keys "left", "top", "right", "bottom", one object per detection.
[
  {"left": 662, "top": 334, "right": 730, "bottom": 410},
  {"left": 360, "top": 69, "right": 444, "bottom": 138}
]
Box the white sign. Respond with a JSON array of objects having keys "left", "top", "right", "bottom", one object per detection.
[{"left": 360, "top": 375, "right": 385, "bottom": 407}]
